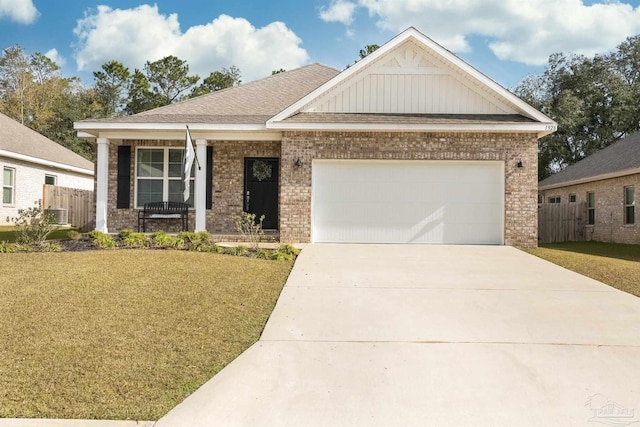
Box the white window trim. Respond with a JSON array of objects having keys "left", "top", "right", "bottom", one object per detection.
[
  {"left": 624, "top": 186, "right": 635, "bottom": 225},
  {"left": 134, "top": 147, "right": 194, "bottom": 209},
  {"left": 587, "top": 191, "right": 595, "bottom": 225},
  {"left": 3, "top": 166, "right": 15, "bottom": 205},
  {"left": 45, "top": 174, "right": 57, "bottom": 185}
]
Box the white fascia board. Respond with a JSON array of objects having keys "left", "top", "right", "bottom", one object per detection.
[
  {"left": 0, "top": 149, "right": 94, "bottom": 176},
  {"left": 267, "top": 121, "right": 555, "bottom": 135},
  {"left": 74, "top": 121, "right": 267, "bottom": 132},
  {"left": 539, "top": 167, "right": 640, "bottom": 190},
  {"left": 267, "top": 27, "right": 557, "bottom": 127}
]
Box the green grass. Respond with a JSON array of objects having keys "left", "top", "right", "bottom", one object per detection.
[
  {"left": 0, "top": 251, "right": 293, "bottom": 420},
  {"left": 524, "top": 241, "right": 640, "bottom": 297},
  {"left": 0, "top": 226, "right": 79, "bottom": 243}
]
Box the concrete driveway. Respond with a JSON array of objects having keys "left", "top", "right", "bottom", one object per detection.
[{"left": 157, "top": 245, "right": 640, "bottom": 426}]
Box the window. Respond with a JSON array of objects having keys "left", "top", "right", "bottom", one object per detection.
[
  {"left": 548, "top": 196, "right": 561, "bottom": 204},
  {"left": 136, "top": 148, "right": 194, "bottom": 208},
  {"left": 3, "top": 167, "right": 14, "bottom": 205},
  {"left": 624, "top": 186, "right": 635, "bottom": 225},
  {"left": 537, "top": 194, "right": 543, "bottom": 204},
  {"left": 569, "top": 194, "right": 576, "bottom": 203},
  {"left": 587, "top": 192, "right": 595, "bottom": 225},
  {"left": 44, "top": 174, "right": 56, "bottom": 185}
]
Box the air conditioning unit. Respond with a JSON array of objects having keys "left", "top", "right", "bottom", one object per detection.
[{"left": 46, "top": 208, "right": 68, "bottom": 225}]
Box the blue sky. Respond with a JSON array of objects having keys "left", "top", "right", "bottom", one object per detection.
[{"left": 2, "top": 0, "right": 640, "bottom": 89}]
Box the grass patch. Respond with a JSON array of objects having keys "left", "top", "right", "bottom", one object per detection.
[
  {"left": 0, "top": 251, "right": 293, "bottom": 420},
  {"left": 0, "top": 226, "right": 79, "bottom": 243},
  {"left": 524, "top": 241, "right": 640, "bottom": 297}
]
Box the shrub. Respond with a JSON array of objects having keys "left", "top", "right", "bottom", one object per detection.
[
  {"left": 67, "top": 230, "right": 82, "bottom": 240},
  {"left": 269, "top": 251, "right": 294, "bottom": 261},
  {"left": 0, "top": 241, "right": 15, "bottom": 253},
  {"left": 235, "top": 212, "right": 265, "bottom": 250},
  {"left": 122, "top": 232, "right": 148, "bottom": 248},
  {"left": 178, "top": 231, "right": 213, "bottom": 249},
  {"left": 12, "top": 201, "right": 56, "bottom": 248},
  {"left": 253, "top": 249, "right": 270, "bottom": 260},
  {"left": 151, "top": 231, "right": 185, "bottom": 249},
  {"left": 226, "top": 245, "right": 249, "bottom": 256},
  {"left": 88, "top": 231, "right": 116, "bottom": 249},
  {"left": 276, "top": 243, "right": 300, "bottom": 256},
  {"left": 118, "top": 229, "right": 135, "bottom": 239},
  {"left": 41, "top": 242, "right": 62, "bottom": 252}
]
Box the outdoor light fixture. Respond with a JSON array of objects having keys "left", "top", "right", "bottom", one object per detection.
[
  {"left": 294, "top": 158, "right": 303, "bottom": 168},
  {"left": 517, "top": 161, "right": 524, "bottom": 168}
]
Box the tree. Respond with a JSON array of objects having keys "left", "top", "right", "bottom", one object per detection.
[
  {"left": 514, "top": 36, "right": 640, "bottom": 180},
  {"left": 93, "top": 60, "right": 131, "bottom": 117},
  {"left": 272, "top": 68, "right": 286, "bottom": 75},
  {"left": 125, "top": 69, "right": 159, "bottom": 115},
  {"left": 359, "top": 44, "right": 380, "bottom": 59},
  {"left": 0, "top": 45, "right": 32, "bottom": 124},
  {"left": 144, "top": 55, "right": 199, "bottom": 104},
  {"left": 191, "top": 65, "right": 241, "bottom": 97}
]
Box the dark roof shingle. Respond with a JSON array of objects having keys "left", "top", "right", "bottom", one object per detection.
[
  {"left": 86, "top": 63, "right": 340, "bottom": 125},
  {"left": 0, "top": 112, "right": 94, "bottom": 171},
  {"left": 539, "top": 133, "right": 640, "bottom": 188}
]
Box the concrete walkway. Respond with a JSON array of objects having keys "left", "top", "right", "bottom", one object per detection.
[{"left": 157, "top": 244, "right": 640, "bottom": 426}]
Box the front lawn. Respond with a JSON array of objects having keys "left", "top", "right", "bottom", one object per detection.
[
  {"left": 0, "top": 226, "right": 79, "bottom": 243},
  {"left": 0, "top": 250, "right": 293, "bottom": 420},
  {"left": 524, "top": 241, "right": 640, "bottom": 297}
]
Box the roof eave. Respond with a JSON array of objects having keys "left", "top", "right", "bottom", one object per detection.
[
  {"left": 0, "top": 149, "right": 94, "bottom": 176},
  {"left": 539, "top": 167, "right": 640, "bottom": 190},
  {"left": 267, "top": 121, "right": 556, "bottom": 136}
]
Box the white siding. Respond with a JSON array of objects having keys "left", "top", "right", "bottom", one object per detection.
[
  {"left": 304, "top": 41, "right": 517, "bottom": 116},
  {"left": 0, "top": 157, "right": 93, "bottom": 224}
]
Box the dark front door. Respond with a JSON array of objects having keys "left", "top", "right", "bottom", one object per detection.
[{"left": 244, "top": 158, "right": 279, "bottom": 229}]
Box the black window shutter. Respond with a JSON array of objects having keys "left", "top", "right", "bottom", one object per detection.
[
  {"left": 206, "top": 146, "right": 213, "bottom": 209},
  {"left": 117, "top": 145, "right": 131, "bottom": 209}
]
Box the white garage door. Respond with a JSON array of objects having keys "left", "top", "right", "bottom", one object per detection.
[{"left": 312, "top": 160, "right": 504, "bottom": 244}]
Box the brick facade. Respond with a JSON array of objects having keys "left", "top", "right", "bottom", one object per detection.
[
  {"left": 280, "top": 131, "right": 539, "bottom": 247},
  {"left": 105, "top": 132, "right": 539, "bottom": 247},
  {"left": 539, "top": 174, "right": 640, "bottom": 244},
  {"left": 106, "top": 139, "right": 280, "bottom": 234}
]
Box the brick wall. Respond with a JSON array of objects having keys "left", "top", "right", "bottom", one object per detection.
[
  {"left": 539, "top": 174, "right": 640, "bottom": 244},
  {"left": 210, "top": 141, "right": 280, "bottom": 233},
  {"left": 106, "top": 139, "right": 280, "bottom": 233},
  {"left": 280, "top": 131, "right": 539, "bottom": 247},
  {"left": 106, "top": 133, "right": 538, "bottom": 247}
]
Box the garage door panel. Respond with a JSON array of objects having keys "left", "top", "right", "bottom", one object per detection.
[{"left": 312, "top": 160, "right": 504, "bottom": 244}]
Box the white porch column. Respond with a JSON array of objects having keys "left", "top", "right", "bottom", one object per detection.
[
  {"left": 95, "top": 137, "right": 109, "bottom": 233},
  {"left": 195, "top": 139, "right": 208, "bottom": 232}
]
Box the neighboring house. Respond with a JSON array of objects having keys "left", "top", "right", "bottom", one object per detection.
[
  {"left": 0, "top": 112, "right": 94, "bottom": 224},
  {"left": 538, "top": 133, "right": 640, "bottom": 244},
  {"left": 74, "top": 27, "right": 556, "bottom": 247}
]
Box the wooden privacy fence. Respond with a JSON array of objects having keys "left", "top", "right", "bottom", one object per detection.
[
  {"left": 43, "top": 184, "right": 95, "bottom": 231},
  {"left": 538, "top": 202, "right": 586, "bottom": 243}
]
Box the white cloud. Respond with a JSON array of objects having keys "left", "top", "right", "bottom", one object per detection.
[
  {"left": 44, "top": 48, "right": 66, "bottom": 66},
  {"left": 320, "top": 0, "right": 358, "bottom": 25},
  {"left": 73, "top": 5, "right": 309, "bottom": 82},
  {"left": 336, "top": 0, "right": 640, "bottom": 65},
  {"left": 0, "top": 0, "right": 38, "bottom": 24}
]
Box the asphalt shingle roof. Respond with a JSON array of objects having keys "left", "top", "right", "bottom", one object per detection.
[
  {"left": 0, "top": 112, "right": 94, "bottom": 171},
  {"left": 539, "top": 132, "right": 640, "bottom": 188},
  {"left": 86, "top": 63, "right": 340, "bottom": 125}
]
